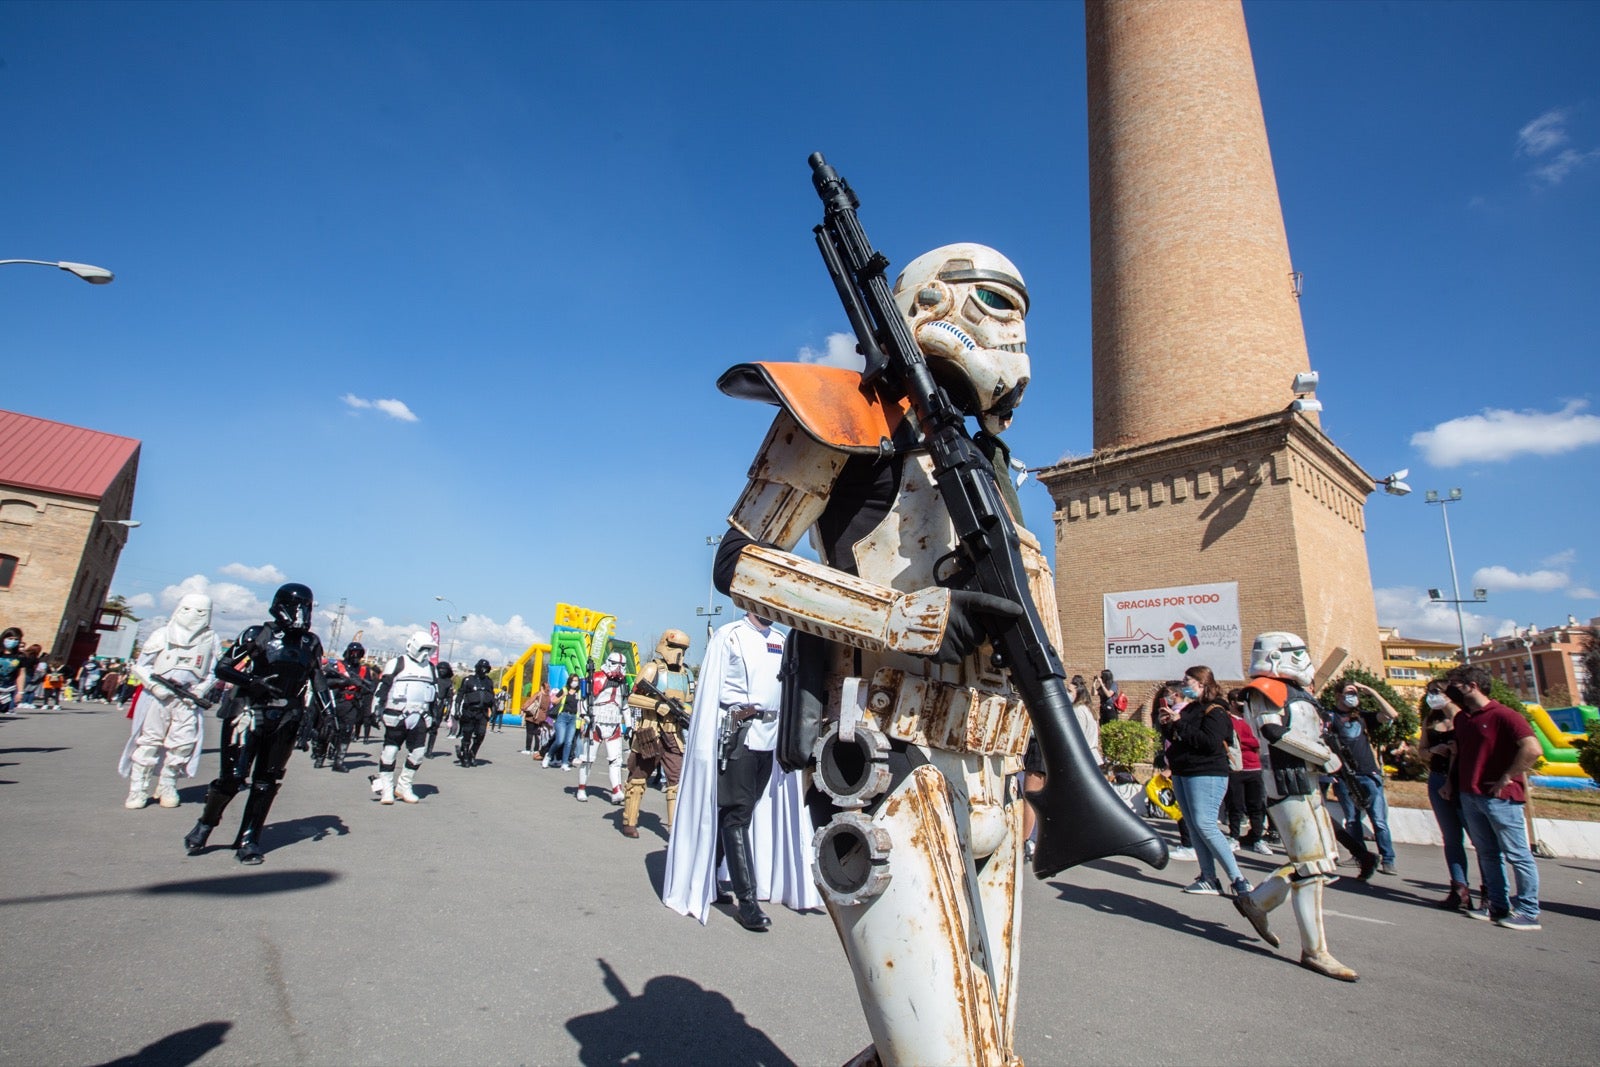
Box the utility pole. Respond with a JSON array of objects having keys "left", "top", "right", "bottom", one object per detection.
[{"left": 328, "top": 597, "right": 348, "bottom": 649}]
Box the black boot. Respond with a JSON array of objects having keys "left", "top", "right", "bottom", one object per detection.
[
  {"left": 721, "top": 824, "right": 771, "bottom": 931},
  {"left": 331, "top": 742, "right": 347, "bottom": 773},
  {"left": 233, "top": 782, "right": 279, "bottom": 865},
  {"left": 184, "top": 819, "right": 214, "bottom": 855}
]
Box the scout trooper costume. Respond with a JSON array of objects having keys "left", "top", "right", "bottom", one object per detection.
[
  {"left": 621, "top": 629, "right": 693, "bottom": 837},
  {"left": 578, "top": 651, "right": 630, "bottom": 804},
  {"left": 710, "top": 245, "right": 1162, "bottom": 1065},
  {"left": 1232, "top": 632, "right": 1358, "bottom": 982},
  {"left": 369, "top": 632, "right": 439, "bottom": 805},
  {"left": 120, "top": 593, "right": 222, "bottom": 809}
]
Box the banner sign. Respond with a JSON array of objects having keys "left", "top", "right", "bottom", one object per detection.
[
  {"left": 1102, "top": 581, "right": 1243, "bottom": 680},
  {"left": 429, "top": 621, "right": 441, "bottom": 665}
]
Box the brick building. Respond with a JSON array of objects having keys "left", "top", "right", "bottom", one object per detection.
[
  {"left": 0, "top": 409, "right": 140, "bottom": 666},
  {"left": 1038, "top": 1, "right": 1383, "bottom": 684},
  {"left": 1468, "top": 617, "right": 1597, "bottom": 708},
  {"left": 1378, "top": 627, "right": 1459, "bottom": 703}
]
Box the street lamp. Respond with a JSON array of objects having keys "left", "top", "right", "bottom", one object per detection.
[
  {"left": 1516, "top": 626, "right": 1542, "bottom": 705},
  {"left": 1376, "top": 469, "right": 1411, "bottom": 497},
  {"left": 1, "top": 259, "right": 115, "bottom": 284},
  {"left": 697, "top": 534, "right": 724, "bottom": 639},
  {"left": 101, "top": 519, "right": 140, "bottom": 528},
  {"left": 1424, "top": 488, "right": 1478, "bottom": 662},
  {"left": 433, "top": 595, "right": 462, "bottom": 662}
]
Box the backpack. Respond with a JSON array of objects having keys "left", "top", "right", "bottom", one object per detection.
[{"left": 1113, "top": 690, "right": 1128, "bottom": 713}]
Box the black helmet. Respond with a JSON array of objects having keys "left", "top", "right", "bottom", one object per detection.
[
  {"left": 343, "top": 641, "right": 365, "bottom": 667},
  {"left": 269, "top": 583, "right": 314, "bottom": 633},
  {"left": 475, "top": 658, "right": 491, "bottom": 676},
  {"left": 437, "top": 661, "right": 454, "bottom": 678}
]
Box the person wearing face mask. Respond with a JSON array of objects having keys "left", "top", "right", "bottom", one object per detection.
[
  {"left": 1441, "top": 665, "right": 1543, "bottom": 931},
  {"left": 0, "top": 628, "right": 26, "bottom": 713},
  {"left": 1417, "top": 680, "right": 1472, "bottom": 911},
  {"left": 543, "top": 677, "right": 583, "bottom": 770},
  {"left": 1324, "top": 680, "right": 1399, "bottom": 876},
  {"left": 1158, "top": 666, "right": 1251, "bottom": 897}
]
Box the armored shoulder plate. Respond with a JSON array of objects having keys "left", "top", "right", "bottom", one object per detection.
[{"left": 718, "top": 362, "right": 914, "bottom": 455}]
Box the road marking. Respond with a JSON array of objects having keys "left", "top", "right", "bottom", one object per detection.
[{"left": 1324, "top": 909, "right": 1395, "bottom": 925}]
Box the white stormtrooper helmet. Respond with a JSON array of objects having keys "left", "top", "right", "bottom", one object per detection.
[
  {"left": 892, "top": 243, "right": 1030, "bottom": 426},
  {"left": 1249, "top": 631, "right": 1315, "bottom": 688},
  {"left": 603, "top": 651, "right": 627, "bottom": 678},
  {"left": 405, "top": 631, "right": 438, "bottom": 664},
  {"left": 656, "top": 629, "right": 691, "bottom": 670},
  {"left": 168, "top": 593, "right": 213, "bottom": 647}
]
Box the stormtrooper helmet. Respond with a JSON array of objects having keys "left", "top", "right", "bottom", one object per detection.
[
  {"left": 603, "top": 651, "right": 627, "bottom": 678},
  {"left": 168, "top": 593, "right": 213, "bottom": 646},
  {"left": 269, "top": 583, "right": 314, "bottom": 634},
  {"left": 405, "top": 631, "right": 437, "bottom": 664},
  {"left": 656, "top": 629, "right": 691, "bottom": 670},
  {"left": 474, "top": 658, "right": 492, "bottom": 677},
  {"left": 1249, "top": 631, "right": 1314, "bottom": 688},
  {"left": 892, "top": 243, "right": 1030, "bottom": 427}
]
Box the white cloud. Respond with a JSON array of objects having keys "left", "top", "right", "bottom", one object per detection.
[
  {"left": 1471, "top": 565, "right": 1569, "bottom": 593},
  {"left": 1542, "top": 549, "right": 1577, "bottom": 567},
  {"left": 334, "top": 611, "right": 546, "bottom": 668},
  {"left": 1411, "top": 400, "right": 1600, "bottom": 466},
  {"left": 218, "top": 562, "right": 288, "bottom": 585},
  {"left": 1530, "top": 147, "right": 1600, "bottom": 186},
  {"left": 1572, "top": 587, "right": 1599, "bottom": 600},
  {"left": 138, "top": 574, "right": 272, "bottom": 641},
  {"left": 1516, "top": 109, "right": 1569, "bottom": 157},
  {"left": 797, "top": 332, "right": 865, "bottom": 371},
  {"left": 1373, "top": 586, "right": 1514, "bottom": 647},
  {"left": 341, "top": 394, "right": 419, "bottom": 422},
  {"left": 125, "top": 592, "right": 156, "bottom": 610}
]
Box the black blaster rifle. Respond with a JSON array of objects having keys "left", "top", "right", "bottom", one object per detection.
[
  {"left": 808, "top": 153, "right": 1166, "bottom": 878},
  {"left": 630, "top": 677, "right": 692, "bottom": 732},
  {"left": 153, "top": 674, "right": 215, "bottom": 711}
]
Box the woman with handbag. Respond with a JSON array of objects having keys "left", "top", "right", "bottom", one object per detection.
[
  {"left": 542, "top": 677, "right": 582, "bottom": 770},
  {"left": 521, "top": 683, "right": 552, "bottom": 757}
]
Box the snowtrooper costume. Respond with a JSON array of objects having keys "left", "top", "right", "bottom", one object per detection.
[
  {"left": 577, "top": 651, "right": 630, "bottom": 804},
  {"left": 1233, "top": 632, "right": 1358, "bottom": 982},
  {"left": 369, "top": 632, "right": 439, "bottom": 805},
  {"left": 120, "top": 593, "right": 221, "bottom": 809},
  {"left": 705, "top": 235, "right": 1165, "bottom": 1064}
]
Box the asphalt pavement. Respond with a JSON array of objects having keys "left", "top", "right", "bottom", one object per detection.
[{"left": 1, "top": 701, "right": 1595, "bottom": 1066}]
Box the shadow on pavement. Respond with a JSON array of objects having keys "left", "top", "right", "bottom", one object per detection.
[
  {"left": 1051, "top": 879, "right": 1277, "bottom": 954},
  {"left": 269, "top": 813, "right": 351, "bottom": 845},
  {"left": 89, "top": 1020, "right": 232, "bottom": 1066},
  {"left": 644, "top": 849, "right": 667, "bottom": 897},
  {"left": 0, "top": 869, "right": 337, "bottom": 907},
  {"left": 0, "top": 746, "right": 70, "bottom": 755},
  {"left": 567, "top": 959, "right": 796, "bottom": 1067}
]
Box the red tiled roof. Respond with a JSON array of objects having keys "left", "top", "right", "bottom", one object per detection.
[{"left": 0, "top": 409, "right": 141, "bottom": 502}]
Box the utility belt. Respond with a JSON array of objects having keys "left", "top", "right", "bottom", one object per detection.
[{"left": 847, "top": 668, "right": 1029, "bottom": 758}]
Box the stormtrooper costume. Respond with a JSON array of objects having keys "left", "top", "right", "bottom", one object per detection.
[
  {"left": 577, "top": 651, "right": 630, "bottom": 805},
  {"left": 318, "top": 641, "right": 374, "bottom": 772},
  {"left": 1232, "top": 632, "right": 1358, "bottom": 982},
  {"left": 120, "top": 593, "right": 221, "bottom": 809},
  {"left": 186, "top": 583, "right": 332, "bottom": 864},
  {"left": 704, "top": 243, "right": 1164, "bottom": 1064},
  {"left": 455, "top": 659, "right": 496, "bottom": 766},
  {"left": 369, "top": 632, "right": 439, "bottom": 804},
  {"left": 621, "top": 629, "right": 693, "bottom": 838}
]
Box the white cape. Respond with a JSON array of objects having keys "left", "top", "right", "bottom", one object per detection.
[
  {"left": 662, "top": 618, "right": 821, "bottom": 921},
  {"left": 117, "top": 688, "right": 206, "bottom": 780}
]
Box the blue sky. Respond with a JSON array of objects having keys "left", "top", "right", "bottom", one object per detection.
[{"left": 2, "top": 1, "right": 1596, "bottom": 665}]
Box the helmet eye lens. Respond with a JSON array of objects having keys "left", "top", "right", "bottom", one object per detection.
[{"left": 975, "top": 288, "right": 1014, "bottom": 311}]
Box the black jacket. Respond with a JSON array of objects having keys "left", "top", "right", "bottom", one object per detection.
[{"left": 1162, "top": 699, "right": 1234, "bottom": 777}]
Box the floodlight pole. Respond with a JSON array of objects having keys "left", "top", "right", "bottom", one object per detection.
[{"left": 1427, "top": 490, "right": 1469, "bottom": 662}]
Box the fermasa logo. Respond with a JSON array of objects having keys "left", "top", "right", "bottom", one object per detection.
[{"left": 1168, "top": 622, "right": 1199, "bottom": 654}]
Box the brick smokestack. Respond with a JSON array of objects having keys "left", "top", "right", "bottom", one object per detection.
[{"left": 1086, "top": 0, "right": 1313, "bottom": 451}]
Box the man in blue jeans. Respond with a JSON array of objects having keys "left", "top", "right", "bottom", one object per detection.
[
  {"left": 1325, "top": 681, "right": 1400, "bottom": 875},
  {"left": 1443, "top": 664, "right": 1543, "bottom": 931}
]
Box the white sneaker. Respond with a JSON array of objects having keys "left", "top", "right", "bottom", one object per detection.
[
  {"left": 541, "top": 757, "right": 551, "bottom": 767},
  {"left": 1228, "top": 839, "right": 1241, "bottom": 853},
  {"left": 1170, "top": 846, "right": 1196, "bottom": 861},
  {"left": 519, "top": 750, "right": 531, "bottom": 755},
  {"left": 1246, "top": 840, "right": 1274, "bottom": 855},
  {"left": 575, "top": 788, "right": 588, "bottom": 803}
]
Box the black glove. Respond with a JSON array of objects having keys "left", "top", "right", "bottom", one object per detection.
[{"left": 935, "top": 590, "right": 1025, "bottom": 664}]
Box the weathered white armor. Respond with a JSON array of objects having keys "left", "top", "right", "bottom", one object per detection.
[{"left": 1234, "top": 631, "right": 1358, "bottom": 982}]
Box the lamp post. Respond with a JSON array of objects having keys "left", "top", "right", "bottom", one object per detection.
[
  {"left": 1, "top": 259, "right": 115, "bottom": 284},
  {"left": 433, "top": 595, "right": 461, "bottom": 662},
  {"left": 1516, "top": 626, "right": 1542, "bottom": 705},
  {"left": 697, "top": 534, "right": 724, "bottom": 639},
  {"left": 1424, "top": 488, "right": 1479, "bottom": 662}
]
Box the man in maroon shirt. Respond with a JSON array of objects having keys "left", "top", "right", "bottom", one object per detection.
[{"left": 1442, "top": 665, "right": 1542, "bottom": 930}]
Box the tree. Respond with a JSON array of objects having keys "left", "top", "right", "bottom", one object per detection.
[
  {"left": 102, "top": 592, "right": 141, "bottom": 623},
  {"left": 1319, "top": 664, "right": 1417, "bottom": 749},
  {"left": 1582, "top": 630, "right": 1600, "bottom": 707},
  {"left": 1099, "top": 720, "right": 1158, "bottom": 774}
]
